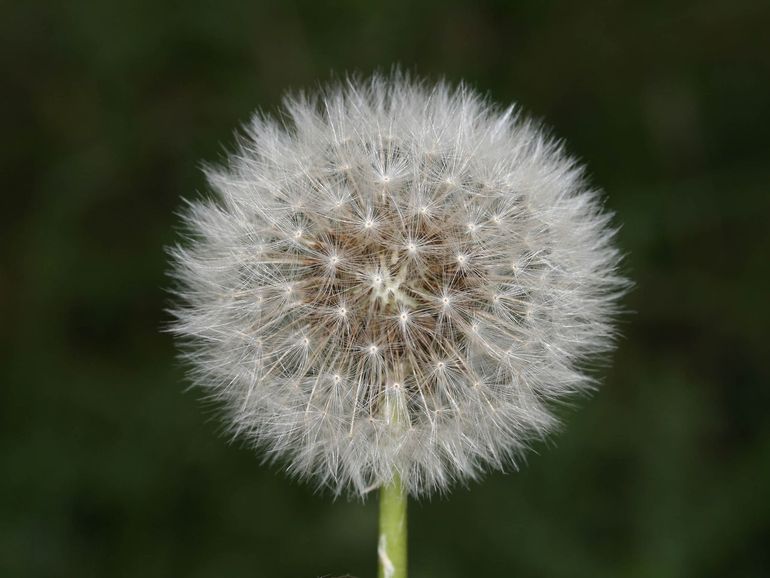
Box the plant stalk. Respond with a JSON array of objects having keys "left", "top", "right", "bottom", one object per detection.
[{"left": 377, "top": 473, "right": 408, "bottom": 578}]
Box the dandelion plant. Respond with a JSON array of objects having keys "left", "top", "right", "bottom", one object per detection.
[{"left": 169, "top": 73, "right": 627, "bottom": 578}]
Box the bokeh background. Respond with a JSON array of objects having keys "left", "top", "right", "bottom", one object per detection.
[{"left": 2, "top": 1, "right": 769, "bottom": 577}]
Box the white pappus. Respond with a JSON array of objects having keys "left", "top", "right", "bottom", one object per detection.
[{"left": 168, "top": 73, "right": 628, "bottom": 498}]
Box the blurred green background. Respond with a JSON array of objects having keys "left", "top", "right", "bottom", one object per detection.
[{"left": 2, "top": 1, "right": 769, "bottom": 577}]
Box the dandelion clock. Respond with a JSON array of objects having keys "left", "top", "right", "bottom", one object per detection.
[{"left": 168, "top": 73, "right": 627, "bottom": 578}]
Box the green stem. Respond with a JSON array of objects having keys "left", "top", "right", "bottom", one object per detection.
[{"left": 378, "top": 474, "right": 408, "bottom": 578}]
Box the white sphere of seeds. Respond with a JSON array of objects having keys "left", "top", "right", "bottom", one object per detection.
[{"left": 169, "top": 74, "right": 627, "bottom": 497}]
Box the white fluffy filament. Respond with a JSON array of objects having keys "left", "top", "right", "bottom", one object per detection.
[{"left": 169, "top": 74, "right": 627, "bottom": 497}]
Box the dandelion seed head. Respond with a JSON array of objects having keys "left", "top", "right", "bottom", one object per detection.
[{"left": 169, "top": 73, "right": 627, "bottom": 497}]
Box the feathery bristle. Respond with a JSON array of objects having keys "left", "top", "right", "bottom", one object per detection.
[{"left": 168, "top": 74, "right": 628, "bottom": 497}]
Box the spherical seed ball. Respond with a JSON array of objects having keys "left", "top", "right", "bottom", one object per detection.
[{"left": 169, "top": 74, "right": 627, "bottom": 497}]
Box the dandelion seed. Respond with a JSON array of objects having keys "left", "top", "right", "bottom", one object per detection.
[{"left": 168, "top": 73, "right": 627, "bottom": 501}]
